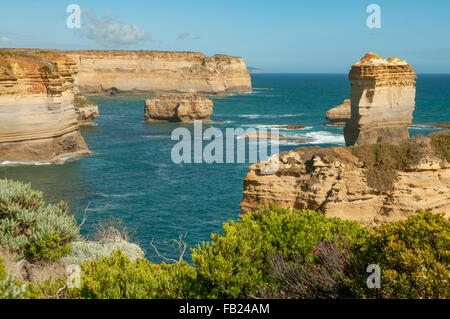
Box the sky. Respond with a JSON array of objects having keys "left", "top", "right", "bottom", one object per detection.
[{"left": 1, "top": 0, "right": 450, "bottom": 73}]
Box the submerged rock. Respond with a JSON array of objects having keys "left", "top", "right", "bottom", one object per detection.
[
  {"left": 275, "top": 125, "right": 307, "bottom": 130},
  {"left": 145, "top": 91, "right": 213, "bottom": 123},
  {"left": 243, "top": 131, "right": 286, "bottom": 141}
]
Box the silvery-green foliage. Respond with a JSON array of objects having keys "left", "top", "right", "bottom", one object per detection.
[
  {"left": 0, "top": 179, "right": 81, "bottom": 260},
  {"left": 0, "top": 273, "right": 26, "bottom": 299},
  {"left": 60, "top": 236, "right": 145, "bottom": 266}
]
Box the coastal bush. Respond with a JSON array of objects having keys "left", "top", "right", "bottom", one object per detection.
[
  {"left": 60, "top": 237, "right": 145, "bottom": 266},
  {"left": 191, "top": 206, "right": 367, "bottom": 298},
  {"left": 360, "top": 211, "right": 450, "bottom": 299},
  {"left": 66, "top": 250, "right": 199, "bottom": 299},
  {"left": 254, "top": 210, "right": 450, "bottom": 299},
  {"left": 0, "top": 179, "right": 81, "bottom": 262},
  {"left": 60, "top": 217, "right": 144, "bottom": 266},
  {"left": 257, "top": 239, "right": 365, "bottom": 299},
  {"left": 430, "top": 130, "right": 450, "bottom": 162}
]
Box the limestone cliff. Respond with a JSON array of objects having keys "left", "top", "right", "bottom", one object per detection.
[
  {"left": 326, "top": 99, "right": 351, "bottom": 126},
  {"left": 145, "top": 91, "right": 213, "bottom": 122},
  {"left": 0, "top": 49, "right": 90, "bottom": 163},
  {"left": 241, "top": 131, "right": 450, "bottom": 226},
  {"left": 344, "top": 53, "right": 417, "bottom": 146},
  {"left": 66, "top": 51, "right": 252, "bottom": 95}
]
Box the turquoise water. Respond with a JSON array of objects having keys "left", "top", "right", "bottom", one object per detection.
[{"left": 1, "top": 74, "right": 449, "bottom": 262}]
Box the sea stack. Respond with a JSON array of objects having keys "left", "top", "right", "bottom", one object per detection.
[
  {"left": 0, "top": 50, "right": 90, "bottom": 164},
  {"left": 344, "top": 52, "right": 417, "bottom": 146},
  {"left": 145, "top": 91, "right": 213, "bottom": 123},
  {"left": 326, "top": 99, "right": 351, "bottom": 126}
]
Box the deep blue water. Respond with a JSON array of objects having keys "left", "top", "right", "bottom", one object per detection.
[{"left": 0, "top": 74, "right": 449, "bottom": 262}]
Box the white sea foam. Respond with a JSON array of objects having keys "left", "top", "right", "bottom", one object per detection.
[
  {"left": 303, "top": 131, "right": 345, "bottom": 145},
  {"left": 238, "top": 114, "right": 303, "bottom": 119},
  {"left": 98, "top": 193, "right": 146, "bottom": 198},
  {"left": 0, "top": 161, "right": 51, "bottom": 167}
]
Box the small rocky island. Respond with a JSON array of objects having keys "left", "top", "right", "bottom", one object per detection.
[
  {"left": 326, "top": 99, "right": 351, "bottom": 126},
  {"left": 145, "top": 91, "right": 214, "bottom": 123}
]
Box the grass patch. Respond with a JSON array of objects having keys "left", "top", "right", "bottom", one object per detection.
[
  {"left": 39, "top": 65, "right": 52, "bottom": 74},
  {"left": 74, "top": 93, "right": 96, "bottom": 109},
  {"left": 350, "top": 132, "right": 450, "bottom": 192},
  {"left": 430, "top": 130, "right": 450, "bottom": 162}
]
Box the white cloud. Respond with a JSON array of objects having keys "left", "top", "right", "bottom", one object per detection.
[
  {"left": 80, "top": 9, "right": 149, "bottom": 47},
  {"left": 0, "top": 36, "right": 10, "bottom": 43},
  {"left": 177, "top": 32, "right": 190, "bottom": 40}
]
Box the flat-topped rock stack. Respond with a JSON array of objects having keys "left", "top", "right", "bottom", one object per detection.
[
  {"left": 344, "top": 52, "right": 417, "bottom": 146},
  {"left": 145, "top": 91, "right": 213, "bottom": 123}
]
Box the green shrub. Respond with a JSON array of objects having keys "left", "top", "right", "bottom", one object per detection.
[
  {"left": 66, "top": 250, "right": 199, "bottom": 299},
  {"left": 360, "top": 211, "right": 450, "bottom": 299},
  {"left": 39, "top": 65, "right": 52, "bottom": 74},
  {"left": 26, "top": 234, "right": 72, "bottom": 263},
  {"left": 191, "top": 206, "right": 367, "bottom": 298},
  {"left": 0, "top": 179, "right": 81, "bottom": 262}
]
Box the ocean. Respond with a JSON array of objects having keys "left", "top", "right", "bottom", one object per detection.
[{"left": 1, "top": 74, "right": 449, "bottom": 262}]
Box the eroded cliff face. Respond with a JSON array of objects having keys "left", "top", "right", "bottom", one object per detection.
[
  {"left": 344, "top": 53, "right": 417, "bottom": 146},
  {"left": 66, "top": 51, "right": 252, "bottom": 95},
  {"left": 241, "top": 131, "right": 450, "bottom": 226},
  {"left": 145, "top": 91, "right": 213, "bottom": 122},
  {"left": 0, "top": 49, "right": 90, "bottom": 163}
]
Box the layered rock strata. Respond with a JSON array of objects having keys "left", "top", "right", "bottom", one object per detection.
[
  {"left": 344, "top": 53, "right": 417, "bottom": 146},
  {"left": 241, "top": 131, "right": 450, "bottom": 226},
  {"left": 326, "top": 99, "right": 351, "bottom": 126},
  {"left": 0, "top": 49, "right": 90, "bottom": 163},
  {"left": 66, "top": 51, "right": 252, "bottom": 95},
  {"left": 145, "top": 91, "right": 213, "bottom": 122}
]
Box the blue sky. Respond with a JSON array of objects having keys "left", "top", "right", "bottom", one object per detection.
[{"left": 1, "top": 0, "right": 450, "bottom": 73}]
